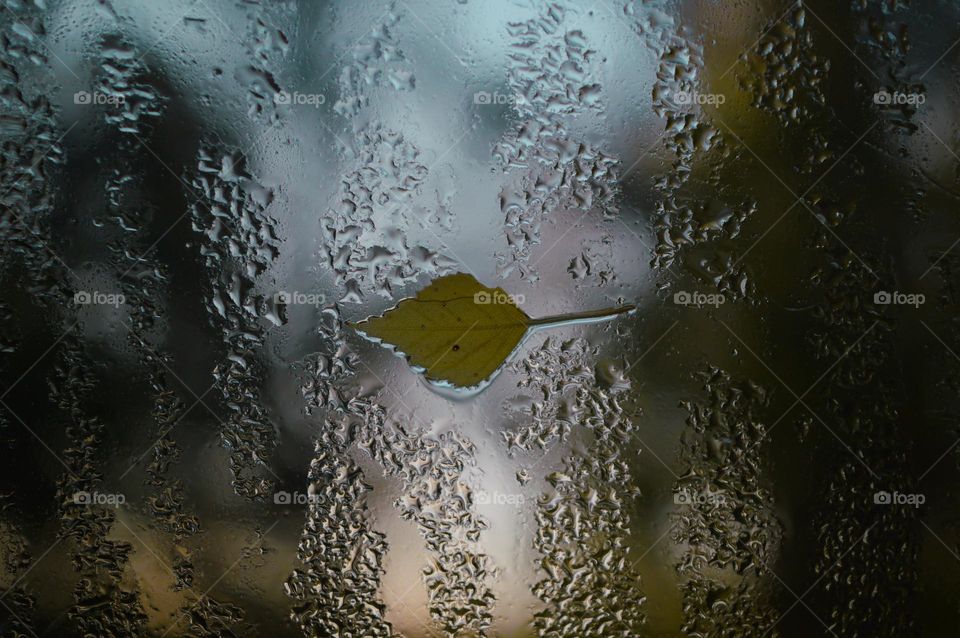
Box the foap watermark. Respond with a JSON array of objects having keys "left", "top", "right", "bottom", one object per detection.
[
  {"left": 475, "top": 490, "right": 524, "bottom": 506},
  {"left": 874, "top": 490, "right": 924, "bottom": 508},
  {"left": 474, "top": 290, "right": 524, "bottom": 306},
  {"left": 873, "top": 89, "right": 925, "bottom": 107},
  {"left": 874, "top": 291, "right": 924, "bottom": 308},
  {"left": 73, "top": 491, "right": 125, "bottom": 507},
  {"left": 274, "top": 91, "right": 326, "bottom": 107},
  {"left": 275, "top": 291, "right": 326, "bottom": 306},
  {"left": 273, "top": 490, "right": 321, "bottom": 505},
  {"left": 674, "top": 488, "right": 726, "bottom": 506},
  {"left": 74, "top": 290, "right": 125, "bottom": 308},
  {"left": 473, "top": 91, "right": 526, "bottom": 106},
  {"left": 673, "top": 290, "right": 725, "bottom": 308},
  {"left": 73, "top": 90, "right": 125, "bottom": 106},
  {"left": 674, "top": 90, "right": 725, "bottom": 106}
]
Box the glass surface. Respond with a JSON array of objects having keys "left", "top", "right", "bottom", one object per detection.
[{"left": 0, "top": 0, "right": 957, "bottom": 636}]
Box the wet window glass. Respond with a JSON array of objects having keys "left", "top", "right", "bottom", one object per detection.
[{"left": 0, "top": 0, "right": 956, "bottom": 636}]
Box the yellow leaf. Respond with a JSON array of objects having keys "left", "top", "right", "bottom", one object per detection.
[{"left": 350, "top": 273, "right": 634, "bottom": 390}]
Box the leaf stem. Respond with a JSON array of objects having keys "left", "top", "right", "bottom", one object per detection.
[{"left": 527, "top": 304, "right": 636, "bottom": 327}]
